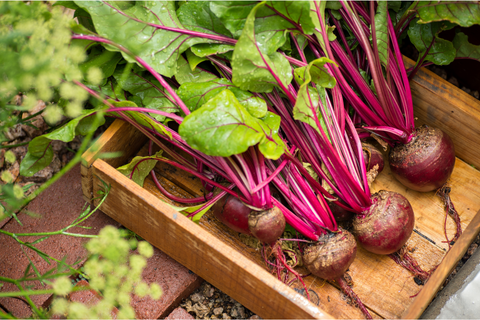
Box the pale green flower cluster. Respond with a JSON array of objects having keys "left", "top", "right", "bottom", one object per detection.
[
  {"left": 51, "top": 226, "right": 162, "bottom": 319},
  {"left": 0, "top": 1, "right": 95, "bottom": 127}
]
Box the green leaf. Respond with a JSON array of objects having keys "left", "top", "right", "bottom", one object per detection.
[
  {"left": 106, "top": 100, "right": 172, "bottom": 139},
  {"left": 20, "top": 110, "right": 106, "bottom": 176},
  {"left": 186, "top": 49, "right": 208, "bottom": 71},
  {"left": 168, "top": 202, "right": 214, "bottom": 223},
  {"left": 79, "top": 47, "right": 123, "bottom": 84},
  {"left": 293, "top": 59, "right": 334, "bottom": 137},
  {"left": 231, "top": 2, "right": 293, "bottom": 93},
  {"left": 408, "top": 19, "right": 456, "bottom": 65},
  {"left": 75, "top": 1, "right": 214, "bottom": 77},
  {"left": 190, "top": 43, "right": 235, "bottom": 57},
  {"left": 453, "top": 32, "right": 480, "bottom": 63},
  {"left": 293, "top": 57, "right": 336, "bottom": 88},
  {"left": 374, "top": 1, "right": 388, "bottom": 66},
  {"left": 416, "top": 1, "right": 480, "bottom": 27},
  {"left": 87, "top": 79, "right": 125, "bottom": 108},
  {"left": 117, "top": 151, "right": 163, "bottom": 186},
  {"left": 257, "top": 112, "right": 285, "bottom": 160},
  {"left": 177, "top": 0, "right": 232, "bottom": 37},
  {"left": 177, "top": 79, "right": 267, "bottom": 117},
  {"left": 113, "top": 67, "right": 178, "bottom": 122},
  {"left": 175, "top": 55, "right": 218, "bottom": 85},
  {"left": 210, "top": 1, "right": 308, "bottom": 52},
  {"left": 179, "top": 89, "right": 282, "bottom": 158}
]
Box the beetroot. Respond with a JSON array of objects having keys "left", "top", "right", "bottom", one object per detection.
[
  {"left": 212, "top": 193, "right": 252, "bottom": 236},
  {"left": 389, "top": 125, "right": 455, "bottom": 192},
  {"left": 248, "top": 206, "right": 285, "bottom": 246},
  {"left": 353, "top": 190, "right": 414, "bottom": 255},
  {"left": 362, "top": 142, "right": 384, "bottom": 173},
  {"left": 302, "top": 229, "right": 357, "bottom": 280},
  {"left": 327, "top": 198, "right": 354, "bottom": 222}
]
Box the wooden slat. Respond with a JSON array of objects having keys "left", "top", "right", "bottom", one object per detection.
[
  {"left": 402, "top": 209, "right": 480, "bottom": 319},
  {"left": 81, "top": 119, "right": 148, "bottom": 202},
  {"left": 91, "top": 159, "right": 331, "bottom": 320},
  {"left": 406, "top": 56, "right": 480, "bottom": 169}
]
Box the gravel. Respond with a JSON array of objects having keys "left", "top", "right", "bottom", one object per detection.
[{"left": 179, "top": 282, "right": 260, "bottom": 320}]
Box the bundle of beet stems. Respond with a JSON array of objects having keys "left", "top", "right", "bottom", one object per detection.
[{"left": 19, "top": 1, "right": 466, "bottom": 318}]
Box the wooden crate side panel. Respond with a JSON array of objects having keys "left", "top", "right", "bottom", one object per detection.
[
  {"left": 406, "top": 57, "right": 480, "bottom": 168},
  {"left": 402, "top": 209, "right": 480, "bottom": 319},
  {"left": 90, "top": 159, "right": 330, "bottom": 320},
  {"left": 81, "top": 119, "right": 148, "bottom": 202}
]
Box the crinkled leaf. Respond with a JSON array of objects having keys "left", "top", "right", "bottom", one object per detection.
[
  {"left": 257, "top": 112, "right": 285, "bottom": 160},
  {"left": 266, "top": 1, "right": 315, "bottom": 35},
  {"left": 117, "top": 150, "right": 163, "bottom": 186},
  {"left": 177, "top": 0, "right": 233, "bottom": 37},
  {"left": 309, "top": 1, "right": 337, "bottom": 53},
  {"left": 210, "top": 1, "right": 303, "bottom": 53},
  {"left": 177, "top": 79, "right": 267, "bottom": 117},
  {"left": 293, "top": 59, "right": 333, "bottom": 137},
  {"left": 106, "top": 100, "right": 172, "bottom": 139},
  {"left": 179, "top": 89, "right": 280, "bottom": 158},
  {"left": 231, "top": 2, "right": 293, "bottom": 93},
  {"left": 75, "top": 1, "right": 214, "bottom": 77},
  {"left": 20, "top": 109, "right": 105, "bottom": 176},
  {"left": 293, "top": 57, "right": 336, "bottom": 87},
  {"left": 408, "top": 19, "right": 456, "bottom": 65},
  {"left": 113, "top": 68, "right": 178, "bottom": 122},
  {"left": 175, "top": 55, "right": 218, "bottom": 85},
  {"left": 416, "top": 1, "right": 480, "bottom": 27},
  {"left": 453, "top": 32, "right": 480, "bottom": 62},
  {"left": 374, "top": 1, "right": 388, "bottom": 66}
]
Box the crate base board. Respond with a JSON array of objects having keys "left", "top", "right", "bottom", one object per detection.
[{"left": 84, "top": 128, "right": 480, "bottom": 319}]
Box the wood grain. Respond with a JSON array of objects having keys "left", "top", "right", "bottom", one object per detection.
[
  {"left": 91, "top": 159, "right": 332, "bottom": 320},
  {"left": 401, "top": 209, "right": 480, "bottom": 319},
  {"left": 405, "top": 56, "right": 480, "bottom": 169}
]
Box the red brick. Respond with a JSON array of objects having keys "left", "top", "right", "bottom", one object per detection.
[
  {"left": 131, "top": 246, "right": 203, "bottom": 319},
  {"left": 68, "top": 280, "right": 118, "bottom": 318},
  {"left": 0, "top": 165, "right": 120, "bottom": 318},
  {"left": 165, "top": 307, "right": 195, "bottom": 320}
]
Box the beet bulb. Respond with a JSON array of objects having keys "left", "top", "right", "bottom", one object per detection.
[
  {"left": 248, "top": 206, "right": 285, "bottom": 246},
  {"left": 302, "top": 229, "right": 357, "bottom": 281},
  {"left": 353, "top": 190, "right": 415, "bottom": 255},
  {"left": 362, "top": 142, "right": 384, "bottom": 173},
  {"left": 212, "top": 193, "right": 252, "bottom": 236},
  {"left": 389, "top": 125, "right": 455, "bottom": 192}
]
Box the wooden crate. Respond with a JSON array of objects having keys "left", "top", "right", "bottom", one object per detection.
[{"left": 81, "top": 59, "right": 480, "bottom": 319}]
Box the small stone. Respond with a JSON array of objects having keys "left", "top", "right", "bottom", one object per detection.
[
  {"left": 51, "top": 141, "right": 67, "bottom": 153},
  {"left": 461, "top": 86, "right": 472, "bottom": 94},
  {"left": 236, "top": 307, "right": 245, "bottom": 318},
  {"left": 447, "top": 77, "right": 459, "bottom": 87},
  {"left": 8, "top": 161, "right": 20, "bottom": 182},
  {"left": 191, "top": 293, "right": 204, "bottom": 303},
  {"left": 467, "top": 243, "right": 478, "bottom": 256},
  {"left": 213, "top": 307, "right": 223, "bottom": 316},
  {"left": 222, "top": 313, "right": 231, "bottom": 319},
  {"left": 0, "top": 149, "right": 5, "bottom": 169},
  {"left": 22, "top": 166, "right": 53, "bottom": 183},
  {"left": 249, "top": 315, "right": 262, "bottom": 320},
  {"left": 50, "top": 155, "right": 62, "bottom": 174},
  {"left": 473, "top": 91, "right": 479, "bottom": 99},
  {"left": 4, "top": 124, "right": 26, "bottom": 141},
  {"left": 231, "top": 308, "right": 238, "bottom": 318}
]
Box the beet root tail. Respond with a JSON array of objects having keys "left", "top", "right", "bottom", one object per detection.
[{"left": 336, "top": 275, "right": 372, "bottom": 319}]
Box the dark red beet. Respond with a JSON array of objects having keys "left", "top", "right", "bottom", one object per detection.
[
  {"left": 327, "top": 198, "right": 354, "bottom": 222},
  {"left": 212, "top": 193, "right": 252, "bottom": 236},
  {"left": 353, "top": 190, "right": 414, "bottom": 255},
  {"left": 248, "top": 206, "right": 285, "bottom": 246},
  {"left": 389, "top": 125, "right": 455, "bottom": 192},
  {"left": 362, "top": 142, "right": 384, "bottom": 173},
  {"left": 302, "top": 229, "right": 357, "bottom": 281}
]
